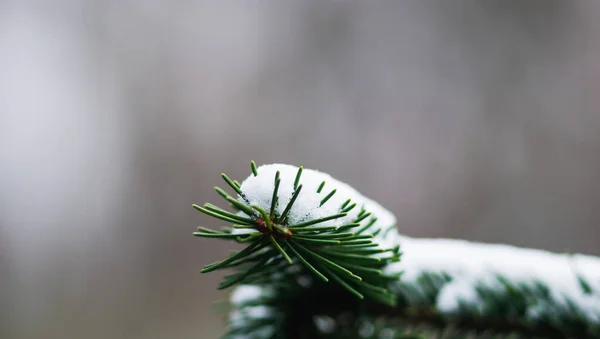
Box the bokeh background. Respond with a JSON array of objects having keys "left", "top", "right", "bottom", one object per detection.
[{"left": 2, "top": 1, "right": 600, "bottom": 338}]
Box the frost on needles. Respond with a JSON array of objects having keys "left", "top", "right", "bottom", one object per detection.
[{"left": 192, "top": 162, "right": 600, "bottom": 338}]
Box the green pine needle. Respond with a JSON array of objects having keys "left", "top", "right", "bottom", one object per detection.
[
  {"left": 356, "top": 217, "right": 379, "bottom": 235},
  {"left": 317, "top": 180, "right": 326, "bottom": 193},
  {"left": 193, "top": 232, "right": 250, "bottom": 239},
  {"left": 335, "top": 222, "right": 363, "bottom": 231},
  {"left": 221, "top": 173, "right": 243, "bottom": 196},
  {"left": 290, "top": 213, "right": 347, "bottom": 228},
  {"left": 340, "top": 198, "right": 351, "bottom": 210},
  {"left": 280, "top": 184, "right": 302, "bottom": 223},
  {"left": 284, "top": 239, "right": 329, "bottom": 282},
  {"left": 203, "top": 203, "right": 255, "bottom": 224},
  {"left": 288, "top": 226, "right": 338, "bottom": 232},
  {"left": 306, "top": 232, "right": 355, "bottom": 239},
  {"left": 201, "top": 239, "right": 267, "bottom": 273},
  {"left": 224, "top": 196, "right": 256, "bottom": 216},
  {"left": 291, "top": 240, "right": 361, "bottom": 280},
  {"left": 354, "top": 211, "right": 372, "bottom": 223},
  {"left": 320, "top": 189, "right": 337, "bottom": 206},
  {"left": 317, "top": 249, "right": 383, "bottom": 262},
  {"left": 342, "top": 202, "right": 357, "bottom": 213},
  {"left": 293, "top": 166, "right": 303, "bottom": 191},
  {"left": 321, "top": 265, "right": 364, "bottom": 300},
  {"left": 293, "top": 236, "right": 341, "bottom": 245},
  {"left": 214, "top": 187, "right": 229, "bottom": 199},
  {"left": 270, "top": 235, "right": 293, "bottom": 264},
  {"left": 270, "top": 171, "right": 281, "bottom": 219},
  {"left": 192, "top": 204, "right": 251, "bottom": 225}
]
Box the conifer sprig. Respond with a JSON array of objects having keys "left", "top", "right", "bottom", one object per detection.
[
  {"left": 193, "top": 161, "right": 401, "bottom": 306},
  {"left": 194, "top": 162, "right": 600, "bottom": 339}
]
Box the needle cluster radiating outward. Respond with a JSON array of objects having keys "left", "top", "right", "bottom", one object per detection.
[{"left": 193, "top": 161, "right": 401, "bottom": 305}]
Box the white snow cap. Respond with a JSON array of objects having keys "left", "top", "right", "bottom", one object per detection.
[{"left": 238, "top": 163, "right": 397, "bottom": 239}]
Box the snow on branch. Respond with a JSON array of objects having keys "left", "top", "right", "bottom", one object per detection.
[{"left": 193, "top": 162, "right": 600, "bottom": 338}]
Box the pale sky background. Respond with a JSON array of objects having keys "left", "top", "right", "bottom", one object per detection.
[{"left": 2, "top": 1, "right": 600, "bottom": 338}]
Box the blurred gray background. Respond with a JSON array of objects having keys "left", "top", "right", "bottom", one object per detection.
[{"left": 1, "top": 1, "right": 600, "bottom": 338}]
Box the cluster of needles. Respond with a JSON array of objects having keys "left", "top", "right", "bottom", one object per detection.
[{"left": 193, "top": 161, "right": 401, "bottom": 305}]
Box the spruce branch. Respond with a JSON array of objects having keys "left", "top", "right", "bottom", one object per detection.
[
  {"left": 193, "top": 162, "right": 600, "bottom": 338},
  {"left": 193, "top": 161, "right": 401, "bottom": 308}
]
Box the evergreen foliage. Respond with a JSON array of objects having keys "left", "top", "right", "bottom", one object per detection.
[{"left": 193, "top": 162, "right": 600, "bottom": 338}]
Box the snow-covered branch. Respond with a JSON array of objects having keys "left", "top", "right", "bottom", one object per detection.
[{"left": 193, "top": 162, "right": 600, "bottom": 338}]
